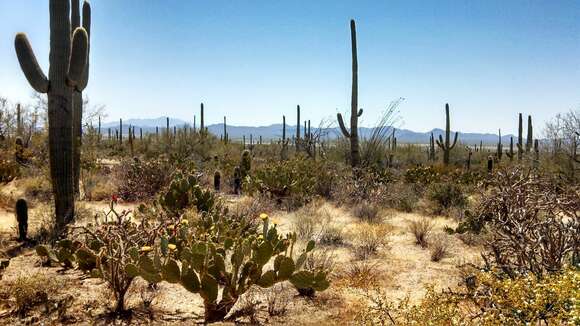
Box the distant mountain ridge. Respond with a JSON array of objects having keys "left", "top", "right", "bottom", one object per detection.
[{"left": 99, "top": 117, "right": 515, "bottom": 145}]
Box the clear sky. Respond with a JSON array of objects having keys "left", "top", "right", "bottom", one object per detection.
[{"left": 0, "top": 0, "right": 578, "bottom": 135}]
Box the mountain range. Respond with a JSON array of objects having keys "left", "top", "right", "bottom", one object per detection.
[{"left": 99, "top": 117, "right": 515, "bottom": 145}]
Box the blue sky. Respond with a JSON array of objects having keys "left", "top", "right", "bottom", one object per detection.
[{"left": 0, "top": 0, "right": 578, "bottom": 135}]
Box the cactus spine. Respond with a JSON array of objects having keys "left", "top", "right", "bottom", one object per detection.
[
  {"left": 337, "top": 19, "right": 362, "bottom": 168},
  {"left": 72, "top": 0, "right": 91, "bottom": 196},
  {"left": 15, "top": 0, "right": 89, "bottom": 230},
  {"left": 435, "top": 104, "right": 458, "bottom": 165}
]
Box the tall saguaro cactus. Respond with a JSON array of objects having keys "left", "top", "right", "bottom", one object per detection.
[
  {"left": 72, "top": 0, "right": 91, "bottom": 195},
  {"left": 337, "top": 19, "right": 362, "bottom": 168},
  {"left": 496, "top": 129, "right": 503, "bottom": 160},
  {"left": 517, "top": 113, "right": 523, "bottom": 160},
  {"left": 296, "top": 105, "right": 301, "bottom": 150},
  {"left": 525, "top": 115, "right": 533, "bottom": 153},
  {"left": 15, "top": 0, "right": 89, "bottom": 230},
  {"left": 200, "top": 103, "right": 205, "bottom": 134},
  {"left": 435, "top": 104, "right": 458, "bottom": 165}
]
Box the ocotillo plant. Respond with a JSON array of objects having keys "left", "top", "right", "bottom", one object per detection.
[
  {"left": 526, "top": 115, "right": 533, "bottom": 153},
  {"left": 496, "top": 129, "right": 503, "bottom": 160},
  {"left": 15, "top": 0, "right": 89, "bottom": 229},
  {"left": 517, "top": 113, "right": 523, "bottom": 160},
  {"left": 72, "top": 0, "right": 91, "bottom": 196},
  {"left": 296, "top": 105, "right": 301, "bottom": 150},
  {"left": 337, "top": 19, "right": 362, "bottom": 168},
  {"left": 435, "top": 104, "right": 458, "bottom": 165}
]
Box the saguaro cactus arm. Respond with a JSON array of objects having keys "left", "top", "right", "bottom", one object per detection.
[
  {"left": 67, "top": 28, "right": 89, "bottom": 85},
  {"left": 337, "top": 113, "right": 350, "bottom": 138},
  {"left": 14, "top": 34, "right": 49, "bottom": 93},
  {"left": 77, "top": 1, "right": 91, "bottom": 90}
]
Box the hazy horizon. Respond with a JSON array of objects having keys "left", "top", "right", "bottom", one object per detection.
[{"left": 1, "top": 1, "right": 578, "bottom": 135}]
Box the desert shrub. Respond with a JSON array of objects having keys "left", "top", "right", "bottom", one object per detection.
[
  {"left": 354, "top": 268, "right": 580, "bottom": 325},
  {"left": 403, "top": 165, "right": 440, "bottom": 184},
  {"left": 349, "top": 223, "right": 392, "bottom": 260},
  {"left": 293, "top": 209, "right": 318, "bottom": 241},
  {"left": 339, "top": 261, "right": 383, "bottom": 289},
  {"left": 36, "top": 201, "right": 160, "bottom": 314},
  {"left": 429, "top": 234, "right": 449, "bottom": 262},
  {"left": 384, "top": 182, "right": 420, "bottom": 212},
  {"left": 296, "top": 248, "right": 336, "bottom": 297},
  {"left": 332, "top": 168, "right": 392, "bottom": 207},
  {"left": 352, "top": 203, "right": 381, "bottom": 223},
  {"left": 245, "top": 157, "right": 337, "bottom": 208},
  {"left": 472, "top": 168, "right": 580, "bottom": 278},
  {"left": 0, "top": 156, "right": 19, "bottom": 183},
  {"left": 409, "top": 218, "right": 434, "bottom": 248},
  {"left": 7, "top": 273, "right": 61, "bottom": 314},
  {"left": 115, "top": 158, "right": 170, "bottom": 201},
  {"left": 20, "top": 175, "right": 52, "bottom": 202},
  {"left": 426, "top": 182, "right": 467, "bottom": 214}
]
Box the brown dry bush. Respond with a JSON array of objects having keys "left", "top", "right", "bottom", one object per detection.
[
  {"left": 339, "top": 261, "right": 383, "bottom": 289},
  {"left": 349, "top": 223, "right": 392, "bottom": 260},
  {"left": 352, "top": 202, "right": 381, "bottom": 223},
  {"left": 114, "top": 158, "right": 171, "bottom": 201},
  {"left": 475, "top": 168, "right": 579, "bottom": 278},
  {"left": 409, "top": 218, "right": 434, "bottom": 248},
  {"left": 429, "top": 234, "right": 449, "bottom": 262},
  {"left": 5, "top": 272, "right": 62, "bottom": 315},
  {"left": 265, "top": 283, "right": 292, "bottom": 317}
]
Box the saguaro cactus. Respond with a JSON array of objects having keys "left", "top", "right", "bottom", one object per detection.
[
  {"left": 15, "top": 0, "right": 89, "bottom": 230},
  {"left": 429, "top": 132, "right": 436, "bottom": 161},
  {"left": 496, "top": 129, "right": 503, "bottom": 160},
  {"left": 505, "top": 136, "right": 515, "bottom": 161},
  {"left": 435, "top": 104, "right": 458, "bottom": 165},
  {"left": 15, "top": 199, "right": 28, "bottom": 241},
  {"left": 223, "top": 116, "right": 228, "bottom": 143},
  {"left": 526, "top": 115, "right": 533, "bottom": 153},
  {"left": 200, "top": 103, "right": 205, "bottom": 134},
  {"left": 517, "top": 113, "right": 523, "bottom": 160},
  {"left": 296, "top": 105, "right": 301, "bottom": 150},
  {"left": 337, "top": 19, "right": 362, "bottom": 168},
  {"left": 72, "top": 0, "right": 91, "bottom": 196}
]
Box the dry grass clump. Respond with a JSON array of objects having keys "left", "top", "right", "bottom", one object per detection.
[
  {"left": 429, "top": 234, "right": 449, "bottom": 262},
  {"left": 339, "top": 261, "right": 383, "bottom": 289},
  {"left": 20, "top": 175, "right": 52, "bottom": 202},
  {"left": 352, "top": 202, "right": 381, "bottom": 223},
  {"left": 409, "top": 218, "right": 434, "bottom": 248},
  {"left": 265, "top": 283, "right": 292, "bottom": 317},
  {"left": 6, "top": 272, "right": 62, "bottom": 314},
  {"left": 349, "top": 223, "right": 392, "bottom": 260},
  {"left": 292, "top": 201, "right": 334, "bottom": 241},
  {"left": 318, "top": 223, "right": 345, "bottom": 246}
]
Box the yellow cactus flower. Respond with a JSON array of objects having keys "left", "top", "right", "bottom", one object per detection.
[
  {"left": 140, "top": 246, "right": 153, "bottom": 252},
  {"left": 257, "top": 234, "right": 264, "bottom": 240},
  {"left": 168, "top": 244, "right": 177, "bottom": 250},
  {"left": 260, "top": 213, "right": 269, "bottom": 220},
  {"left": 181, "top": 219, "right": 189, "bottom": 225}
]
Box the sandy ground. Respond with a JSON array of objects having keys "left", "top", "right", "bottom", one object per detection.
[{"left": 0, "top": 186, "right": 483, "bottom": 324}]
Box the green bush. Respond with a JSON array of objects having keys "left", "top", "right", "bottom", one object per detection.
[{"left": 426, "top": 182, "right": 467, "bottom": 214}]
